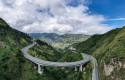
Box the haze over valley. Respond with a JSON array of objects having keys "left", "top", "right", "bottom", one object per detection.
[{"left": 29, "top": 33, "right": 90, "bottom": 49}]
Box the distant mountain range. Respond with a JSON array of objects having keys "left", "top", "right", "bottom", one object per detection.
[{"left": 29, "top": 33, "right": 90, "bottom": 49}]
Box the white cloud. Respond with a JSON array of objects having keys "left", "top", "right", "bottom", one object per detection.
[
  {"left": 0, "top": 0, "right": 113, "bottom": 35},
  {"left": 109, "top": 18, "right": 125, "bottom": 21}
]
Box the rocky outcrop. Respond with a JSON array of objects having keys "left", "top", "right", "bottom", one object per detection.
[
  {"left": 104, "top": 58, "right": 124, "bottom": 76},
  {"left": 104, "top": 63, "right": 114, "bottom": 76},
  {"left": 123, "top": 64, "right": 125, "bottom": 68},
  {"left": 0, "top": 40, "right": 5, "bottom": 48}
]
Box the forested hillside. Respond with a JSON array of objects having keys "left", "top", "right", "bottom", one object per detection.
[
  {"left": 73, "top": 26, "right": 125, "bottom": 80},
  {"left": 0, "top": 18, "right": 62, "bottom": 80},
  {"left": 0, "top": 18, "right": 35, "bottom": 80},
  {"left": 29, "top": 33, "right": 90, "bottom": 49}
]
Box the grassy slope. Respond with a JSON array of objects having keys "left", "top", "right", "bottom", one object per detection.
[
  {"left": 28, "top": 40, "right": 62, "bottom": 61},
  {"left": 73, "top": 26, "right": 125, "bottom": 80}
]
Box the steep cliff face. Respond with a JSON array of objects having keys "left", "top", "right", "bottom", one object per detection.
[{"left": 74, "top": 26, "right": 125, "bottom": 80}]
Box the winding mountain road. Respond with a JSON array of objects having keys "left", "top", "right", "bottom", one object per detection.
[{"left": 21, "top": 42, "right": 99, "bottom": 80}]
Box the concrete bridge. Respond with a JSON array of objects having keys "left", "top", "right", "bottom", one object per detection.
[{"left": 21, "top": 42, "right": 99, "bottom": 80}]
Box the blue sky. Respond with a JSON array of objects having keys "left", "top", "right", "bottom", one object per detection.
[
  {"left": 88, "top": 0, "right": 125, "bottom": 27},
  {"left": 0, "top": 0, "right": 124, "bottom": 34},
  {"left": 68, "top": 0, "right": 125, "bottom": 28}
]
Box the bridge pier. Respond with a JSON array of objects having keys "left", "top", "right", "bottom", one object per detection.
[
  {"left": 75, "top": 66, "right": 77, "bottom": 71},
  {"left": 38, "top": 64, "right": 43, "bottom": 74},
  {"left": 79, "top": 64, "right": 83, "bottom": 72}
]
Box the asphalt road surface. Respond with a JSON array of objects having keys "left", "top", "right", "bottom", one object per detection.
[{"left": 21, "top": 42, "right": 99, "bottom": 80}]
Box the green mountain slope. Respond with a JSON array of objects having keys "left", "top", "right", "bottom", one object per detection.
[
  {"left": 29, "top": 33, "right": 90, "bottom": 49},
  {"left": 73, "top": 26, "right": 125, "bottom": 80},
  {"left": 28, "top": 40, "right": 62, "bottom": 61},
  {"left": 0, "top": 18, "right": 35, "bottom": 80},
  {"left": 0, "top": 18, "right": 62, "bottom": 80}
]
